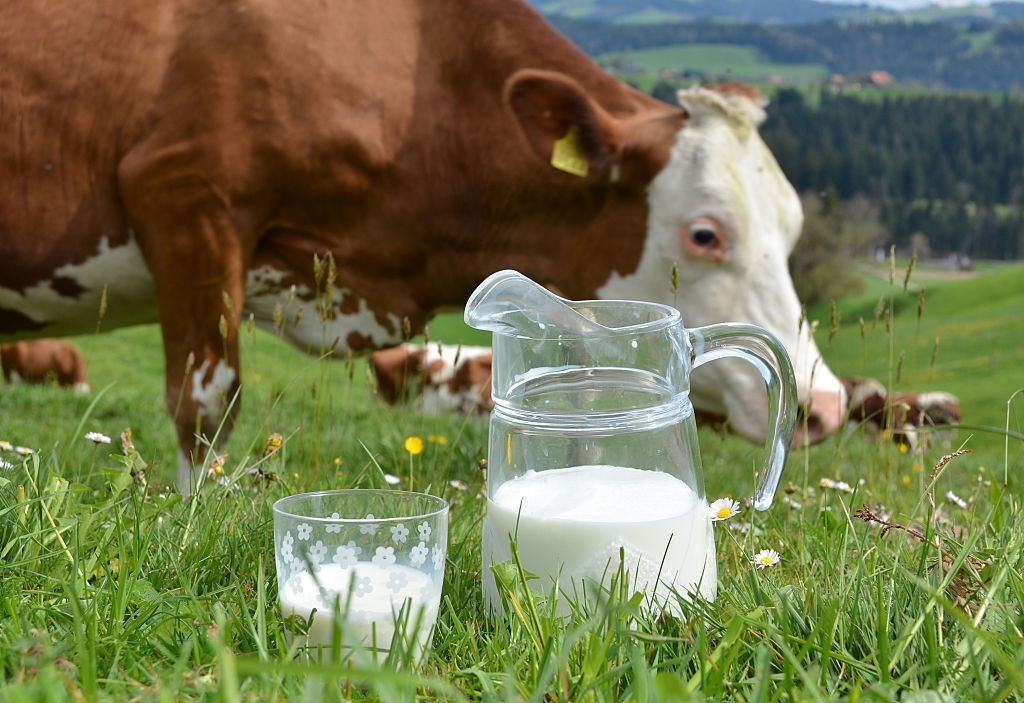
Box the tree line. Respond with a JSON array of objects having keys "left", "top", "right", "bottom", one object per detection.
[{"left": 759, "top": 88, "right": 1024, "bottom": 261}]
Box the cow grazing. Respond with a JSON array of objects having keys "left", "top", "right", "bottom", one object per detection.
[
  {"left": 1, "top": 339, "right": 90, "bottom": 393},
  {"left": 1, "top": 0, "right": 847, "bottom": 493},
  {"left": 844, "top": 377, "right": 961, "bottom": 450}
]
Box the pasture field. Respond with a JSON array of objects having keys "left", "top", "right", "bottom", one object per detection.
[
  {"left": 0, "top": 260, "right": 1022, "bottom": 701},
  {"left": 600, "top": 44, "right": 830, "bottom": 87}
]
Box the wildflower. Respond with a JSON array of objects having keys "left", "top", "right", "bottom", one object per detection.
[
  {"left": 427, "top": 435, "right": 447, "bottom": 446},
  {"left": 333, "top": 457, "right": 341, "bottom": 467},
  {"left": 708, "top": 497, "right": 741, "bottom": 521},
  {"left": 85, "top": 432, "right": 112, "bottom": 444},
  {"left": 0, "top": 459, "right": 14, "bottom": 470},
  {"left": 206, "top": 454, "right": 227, "bottom": 481},
  {"left": 782, "top": 496, "right": 803, "bottom": 510},
  {"left": 384, "top": 473, "right": 400, "bottom": 486},
  {"left": 404, "top": 436, "right": 424, "bottom": 455},
  {"left": 819, "top": 477, "right": 853, "bottom": 493},
  {"left": 448, "top": 479, "right": 468, "bottom": 491},
  {"left": 945, "top": 491, "right": 968, "bottom": 509},
  {"left": 263, "top": 433, "right": 283, "bottom": 456},
  {"left": 0, "top": 440, "right": 13, "bottom": 451},
  {"left": 14, "top": 446, "right": 34, "bottom": 456},
  {"left": 752, "top": 549, "right": 781, "bottom": 569}
]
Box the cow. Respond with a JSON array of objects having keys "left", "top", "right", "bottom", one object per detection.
[
  {"left": 1, "top": 339, "right": 90, "bottom": 393},
  {"left": 372, "top": 344, "right": 493, "bottom": 415},
  {"left": 0, "top": 0, "right": 847, "bottom": 494},
  {"left": 843, "top": 377, "right": 961, "bottom": 451}
]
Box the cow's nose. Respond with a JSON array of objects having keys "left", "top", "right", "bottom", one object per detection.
[{"left": 793, "top": 388, "right": 848, "bottom": 446}]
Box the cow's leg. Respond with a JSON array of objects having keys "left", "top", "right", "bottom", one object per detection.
[{"left": 118, "top": 157, "right": 251, "bottom": 494}]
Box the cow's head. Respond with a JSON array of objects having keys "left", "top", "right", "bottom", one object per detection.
[{"left": 594, "top": 84, "right": 847, "bottom": 445}]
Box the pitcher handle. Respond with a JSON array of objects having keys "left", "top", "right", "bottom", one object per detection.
[{"left": 689, "top": 323, "right": 798, "bottom": 511}]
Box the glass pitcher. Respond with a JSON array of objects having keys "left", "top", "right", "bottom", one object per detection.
[{"left": 465, "top": 270, "right": 797, "bottom": 617}]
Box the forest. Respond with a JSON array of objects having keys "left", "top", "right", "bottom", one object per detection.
[{"left": 760, "top": 88, "right": 1024, "bottom": 262}]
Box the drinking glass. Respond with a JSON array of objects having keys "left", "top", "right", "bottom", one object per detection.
[{"left": 272, "top": 489, "right": 449, "bottom": 665}]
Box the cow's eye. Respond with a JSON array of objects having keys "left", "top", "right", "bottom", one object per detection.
[
  {"left": 690, "top": 224, "right": 718, "bottom": 247},
  {"left": 682, "top": 217, "right": 729, "bottom": 261}
]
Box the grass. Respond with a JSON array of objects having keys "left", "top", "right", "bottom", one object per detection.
[{"left": 1, "top": 259, "right": 1022, "bottom": 700}]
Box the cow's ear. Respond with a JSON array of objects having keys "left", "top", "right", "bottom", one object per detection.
[{"left": 505, "top": 69, "right": 614, "bottom": 177}]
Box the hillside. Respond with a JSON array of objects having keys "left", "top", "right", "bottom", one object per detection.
[
  {"left": 536, "top": 5, "right": 1024, "bottom": 92},
  {"left": 529, "top": 0, "right": 1024, "bottom": 25}
]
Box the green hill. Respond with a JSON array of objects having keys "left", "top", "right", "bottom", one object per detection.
[{"left": 808, "top": 262, "right": 1024, "bottom": 430}]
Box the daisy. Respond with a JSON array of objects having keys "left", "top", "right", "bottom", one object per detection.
[
  {"left": 945, "top": 491, "right": 968, "bottom": 509},
  {"left": 384, "top": 473, "right": 401, "bottom": 486},
  {"left": 708, "top": 497, "right": 741, "bottom": 521},
  {"left": 752, "top": 548, "right": 781, "bottom": 569},
  {"left": 85, "top": 432, "right": 112, "bottom": 444},
  {"left": 819, "top": 477, "right": 853, "bottom": 493}
]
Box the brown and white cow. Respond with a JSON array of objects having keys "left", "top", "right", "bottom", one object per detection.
[
  {"left": 0, "top": 0, "right": 846, "bottom": 493},
  {"left": 1, "top": 339, "right": 90, "bottom": 393},
  {"left": 843, "top": 377, "right": 961, "bottom": 451}
]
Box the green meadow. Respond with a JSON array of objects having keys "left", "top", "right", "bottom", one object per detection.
[
  {"left": 0, "top": 260, "right": 1022, "bottom": 701},
  {"left": 601, "top": 44, "right": 831, "bottom": 88}
]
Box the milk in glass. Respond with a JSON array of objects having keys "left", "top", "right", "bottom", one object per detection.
[
  {"left": 481, "top": 465, "right": 716, "bottom": 616},
  {"left": 279, "top": 561, "right": 439, "bottom": 661}
]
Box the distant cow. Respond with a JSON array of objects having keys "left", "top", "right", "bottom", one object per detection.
[
  {"left": 844, "top": 377, "right": 961, "bottom": 450},
  {"left": 1, "top": 0, "right": 846, "bottom": 493},
  {"left": 372, "top": 344, "right": 493, "bottom": 415},
  {"left": 1, "top": 339, "right": 89, "bottom": 393}
]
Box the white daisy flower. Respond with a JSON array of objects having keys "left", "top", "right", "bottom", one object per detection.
[
  {"left": 752, "top": 548, "right": 781, "bottom": 569},
  {"left": 708, "top": 497, "right": 741, "bottom": 521},
  {"left": 85, "top": 432, "right": 112, "bottom": 444}
]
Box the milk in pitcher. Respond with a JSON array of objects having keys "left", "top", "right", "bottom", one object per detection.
[{"left": 481, "top": 465, "right": 716, "bottom": 616}]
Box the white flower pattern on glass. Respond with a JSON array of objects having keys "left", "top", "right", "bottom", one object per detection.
[
  {"left": 372, "top": 546, "right": 396, "bottom": 566},
  {"left": 354, "top": 575, "right": 373, "bottom": 596},
  {"left": 333, "top": 543, "right": 358, "bottom": 567},
  {"left": 410, "top": 542, "right": 429, "bottom": 566},
  {"left": 418, "top": 522, "right": 431, "bottom": 541},
  {"left": 387, "top": 570, "right": 409, "bottom": 593},
  {"left": 359, "top": 514, "right": 379, "bottom": 534},
  {"left": 325, "top": 513, "right": 342, "bottom": 533},
  {"left": 391, "top": 523, "right": 410, "bottom": 544},
  {"left": 432, "top": 545, "right": 444, "bottom": 570},
  {"left": 309, "top": 540, "right": 327, "bottom": 565},
  {"left": 296, "top": 523, "right": 313, "bottom": 541}
]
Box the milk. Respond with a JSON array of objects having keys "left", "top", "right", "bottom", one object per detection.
[
  {"left": 482, "top": 465, "right": 716, "bottom": 616},
  {"left": 279, "top": 561, "right": 440, "bottom": 662}
]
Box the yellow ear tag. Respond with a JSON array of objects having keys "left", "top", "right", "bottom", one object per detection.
[{"left": 550, "top": 126, "right": 589, "bottom": 177}]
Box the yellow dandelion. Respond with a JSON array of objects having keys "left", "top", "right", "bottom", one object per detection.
[
  {"left": 900, "top": 475, "right": 911, "bottom": 486},
  {"left": 333, "top": 457, "right": 342, "bottom": 467},
  {"left": 404, "top": 436, "right": 424, "bottom": 455},
  {"left": 898, "top": 443, "right": 909, "bottom": 454}
]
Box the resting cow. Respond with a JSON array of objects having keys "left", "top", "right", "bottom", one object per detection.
[
  {"left": 1, "top": 339, "right": 90, "bottom": 393},
  {"left": 843, "top": 377, "right": 961, "bottom": 451},
  {"left": 0, "top": 0, "right": 847, "bottom": 493}
]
